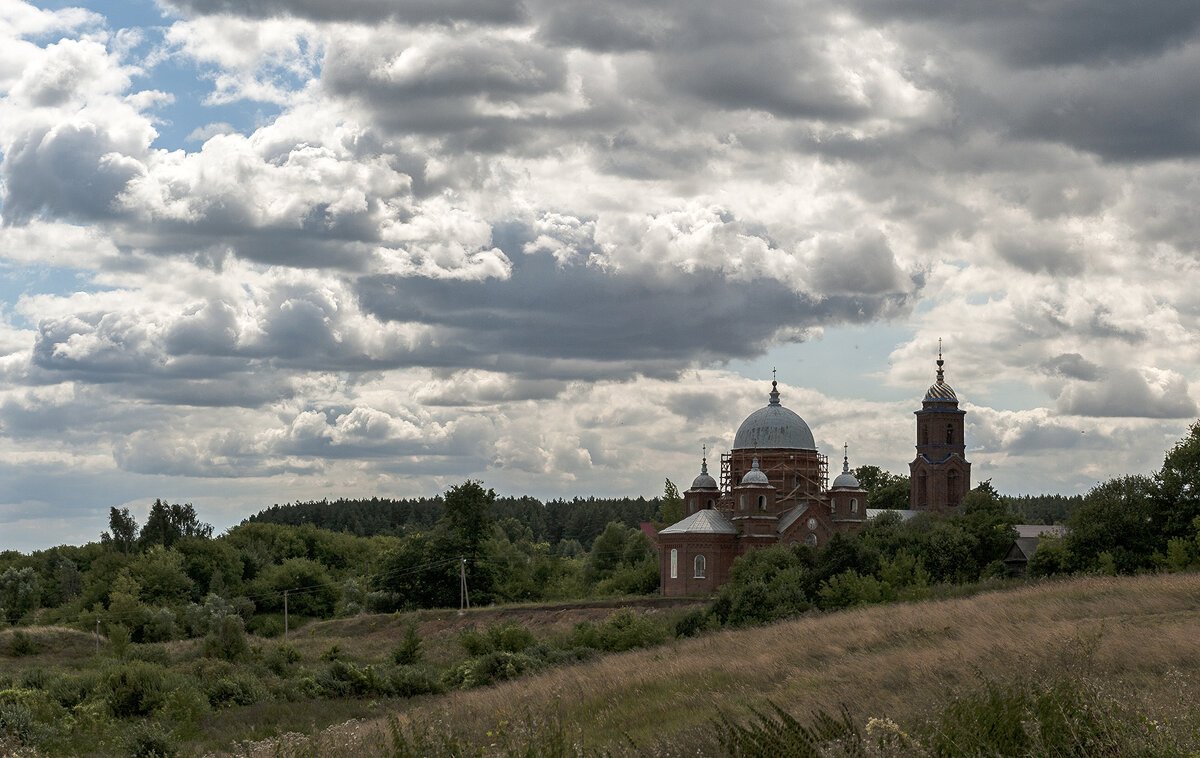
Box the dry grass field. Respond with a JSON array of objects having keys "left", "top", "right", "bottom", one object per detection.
[{"left": 242, "top": 572, "right": 1200, "bottom": 756}]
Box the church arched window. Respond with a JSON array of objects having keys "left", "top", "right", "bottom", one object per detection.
[
  {"left": 946, "top": 423, "right": 954, "bottom": 444},
  {"left": 670, "top": 549, "right": 678, "bottom": 579},
  {"left": 850, "top": 498, "right": 858, "bottom": 513},
  {"left": 805, "top": 533, "right": 818, "bottom": 547},
  {"left": 694, "top": 555, "right": 706, "bottom": 579},
  {"left": 706, "top": 498, "right": 715, "bottom": 510},
  {"left": 739, "top": 495, "right": 746, "bottom": 511},
  {"left": 758, "top": 495, "right": 766, "bottom": 510}
]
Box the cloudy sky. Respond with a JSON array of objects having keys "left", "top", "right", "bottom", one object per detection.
[{"left": 2, "top": 0, "right": 1199, "bottom": 551}]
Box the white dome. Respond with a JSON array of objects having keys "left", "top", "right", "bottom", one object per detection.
[
  {"left": 740, "top": 457, "right": 770, "bottom": 486},
  {"left": 690, "top": 458, "right": 718, "bottom": 490},
  {"left": 733, "top": 381, "right": 816, "bottom": 451}
]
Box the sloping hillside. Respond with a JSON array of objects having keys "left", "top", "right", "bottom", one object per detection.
[{"left": 242, "top": 572, "right": 1200, "bottom": 756}]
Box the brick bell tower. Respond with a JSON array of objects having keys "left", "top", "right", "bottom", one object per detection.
[{"left": 910, "top": 342, "right": 971, "bottom": 513}]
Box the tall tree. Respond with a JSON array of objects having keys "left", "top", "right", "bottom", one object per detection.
[
  {"left": 140, "top": 500, "right": 212, "bottom": 549},
  {"left": 1154, "top": 421, "right": 1200, "bottom": 541},
  {"left": 101, "top": 507, "right": 139, "bottom": 554},
  {"left": 658, "top": 479, "right": 684, "bottom": 524},
  {"left": 443, "top": 481, "right": 496, "bottom": 562}
]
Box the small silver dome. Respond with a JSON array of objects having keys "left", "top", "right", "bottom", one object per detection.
[
  {"left": 741, "top": 457, "right": 770, "bottom": 486},
  {"left": 733, "top": 380, "right": 816, "bottom": 451},
  {"left": 690, "top": 457, "right": 718, "bottom": 490},
  {"left": 831, "top": 471, "right": 861, "bottom": 490},
  {"left": 831, "top": 445, "right": 862, "bottom": 490}
]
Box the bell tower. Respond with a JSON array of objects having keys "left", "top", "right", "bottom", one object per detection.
[{"left": 910, "top": 343, "right": 970, "bottom": 512}]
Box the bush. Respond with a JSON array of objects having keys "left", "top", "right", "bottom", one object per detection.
[
  {"left": 266, "top": 643, "right": 301, "bottom": 675},
  {"left": 123, "top": 719, "right": 177, "bottom": 758},
  {"left": 674, "top": 608, "right": 709, "bottom": 638},
  {"left": 443, "top": 650, "right": 545, "bottom": 690},
  {"left": 391, "top": 621, "right": 422, "bottom": 666},
  {"left": 386, "top": 666, "right": 444, "bottom": 698},
  {"left": 107, "top": 624, "right": 133, "bottom": 660},
  {"left": 570, "top": 608, "right": 669, "bottom": 652},
  {"left": 458, "top": 622, "right": 536, "bottom": 656},
  {"left": 8, "top": 630, "right": 35, "bottom": 657},
  {"left": 203, "top": 614, "right": 249, "bottom": 662},
  {"left": 202, "top": 671, "right": 264, "bottom": 709},
  {"left": 103, "top": 662, "right": 171, "bottom": 718}
]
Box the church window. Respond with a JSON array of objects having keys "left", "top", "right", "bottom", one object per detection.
[
  {"left": 946, "top": 424, "right": 954, "bottom": 444},
  {"left": 850, "top": 498, "right": 858, "bottom": 513},
  {"left": 805, "top": 533, "right": 818, "bottom": 547},
  {"left": 670, "top": 549, "right": 678, "bottom": 579},
  {"left": 707, "top": 498, "right": 715, "bottom": 510},
  {"left": 739, "top": 495, "right": 746, "bottom": 511},
  {"left": 948, "top": 471, "right": 959, "bottom": 504},
  {"left": 758, "top": 495, "right": 767, "bottom": 510},
  {"left": 807, "top": 517, "right": 817, "bottom": 530},
  {"left": 694, "top": 555, "right": 706, "bottom": 579}
]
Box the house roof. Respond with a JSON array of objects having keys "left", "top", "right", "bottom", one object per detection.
[
  {"left": 866, "top": 508, "right": 922, "bottom": 521},
  {"left": 1014, "top": 524, "right": 1068, "bottom": 539},
  {"left": 776, "top": 503, "right": 810, "bottom": 534},
  {"left": 658, "top": 509, "right": 738, "bottom": 535}
]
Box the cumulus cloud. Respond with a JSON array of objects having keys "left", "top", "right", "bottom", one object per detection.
[{"left": 4, "top": 0, "right": 1200, "bottom": 550}]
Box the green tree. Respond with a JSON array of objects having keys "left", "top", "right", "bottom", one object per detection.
[
  {"left": 854, "top": 466, "right": 910, "bottom": 509},
  {"left": 658, "top": 479, "right": 684, "bottom": 524},
  {"left": 443, "top": 481, "right": 496, "bottom": 562},
  {"left": 1153, "top": 421, "right": 1200, "bottom": 541},
  {"left": 102, "top": 507, "right": 139, "bottom": 554},
  {"left": 1066, "top": 475, "right": 1159, "bottom": 573},
  {"left": 961, "top": 480, "right": 1018, "bottom": 577},
  {"left": 128, "top": 546, "right": 195, "bottom": 605},
  {"left": 0, "top": 567, "right": 41, "bottom": 624},
  {"left": 140, "top": 499, "right": 212, "bottom": 549}
]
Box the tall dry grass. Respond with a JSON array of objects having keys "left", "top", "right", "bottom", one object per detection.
[{"left": 222, "top": 573, "right": 1200, "bottom": 756}]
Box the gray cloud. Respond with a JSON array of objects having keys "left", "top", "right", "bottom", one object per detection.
[
  {"left": 1057, "top": 368, "right": 1197, "bottom": 418},
  {"left": 1, "top": 123, "right": 144, "bottom": 224},
  {"left": 1041, "top": 353, "right": 1104, "bottom": 382},
  {"left": 164, "top": 0, "right": 527, "bottom": 25},
  {"left": 355, "top": 221, "right": 917, "bottom": 380},
  {"left": 853, "top": 0, "right": 1200, "bottom": 68}
]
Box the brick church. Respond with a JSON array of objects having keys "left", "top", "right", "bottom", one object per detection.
[{"left": 658, "top": 352, "right": 970, "bottom": 596}]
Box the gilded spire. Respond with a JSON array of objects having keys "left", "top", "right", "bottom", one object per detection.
[
  {"left": 936, "top": 338, "right": 945, "bottom": 383},
  {"left": 842, "top": 443, "right": 850, "bottom": 474}
]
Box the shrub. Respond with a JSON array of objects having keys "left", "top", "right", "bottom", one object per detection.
[
  {"left": 102, "top": 662, "right": 171, "bottom": 718},
  {"left": 266, "top": 643, "right": 301, "bottom": 675},
  {"left": 386, "top": 666, "right": 444, "bottom": 698},
  {"left": 675, "top": 608, "right": 710, "bottom": 638},
  {"left": 391, "top": 621, "right": 422, "bottom": 666},
  {"left": 570, "top": 609, "right": 668, "bottom": 652},
  {"left": 320, "top": 644, "right": 341, "bottom": 662},
  {"left": 8, "top": 630, "right": 35, "bottom": 657},
  {"left": 202, "top": 672, "right": 264, "bottom": 709},
  {"left": 128, "top": 645, "right": 171, "bottom": 667},
  {"left": 107, "top": 624, "right": 133, "bottom": 660},
  {"left": 0, "top": 701, "right": 37, "bottom": 746},
  {"left": 442, "top": 650, "right": 544, "bottom": 690},
  {"left": 458, "top": 622, "right": 536, "bottom": 656},
  {"left": 203, "top": 614, "right": 249, "bottom": 662},
  {"left": 123, "top": 719, "right": 177, "bottom": 758}
]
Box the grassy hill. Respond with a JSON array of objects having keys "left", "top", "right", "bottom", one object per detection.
[{"left": 242, "top": 572, "right": 1200, "bottom": 756}]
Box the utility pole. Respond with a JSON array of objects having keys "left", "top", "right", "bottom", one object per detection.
[
  {"left": 459, "top": 557, "right": 470, "bottom": 612},
  {"left": 283, "top": 590, "right": 289, "bottom": 641}
]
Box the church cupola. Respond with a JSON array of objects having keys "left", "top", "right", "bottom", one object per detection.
[{"left": 684, "top": 447, "right": 720, "bottom": 515}]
